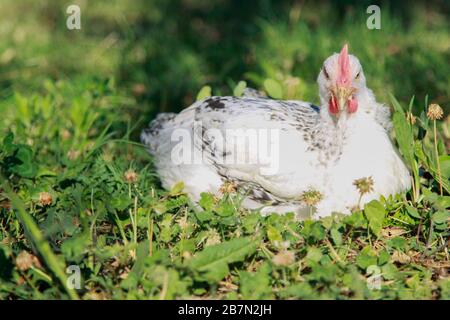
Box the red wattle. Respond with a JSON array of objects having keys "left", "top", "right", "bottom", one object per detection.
[
  {"left": 329, "top": 96, "right": 339, "bottom": 114},
  {"left": 348, "top": 97, "right": 358, "bottom": 113}
]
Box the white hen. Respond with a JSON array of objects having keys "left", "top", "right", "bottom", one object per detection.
[{"left": 141, "top": 44, "right": 411, "bottom": 219}]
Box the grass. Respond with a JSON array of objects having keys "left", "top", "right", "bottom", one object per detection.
[{"left": 0, "top": 0, "right": 449, "bottom": 299}]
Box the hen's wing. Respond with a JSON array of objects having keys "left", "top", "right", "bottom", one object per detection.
[{"left": 141, "top": 96, "right": 323, "bottom": 200}]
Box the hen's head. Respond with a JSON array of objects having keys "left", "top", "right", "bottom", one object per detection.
[{"left": 317, "top": 44, "right": 366, "bottom": 116}]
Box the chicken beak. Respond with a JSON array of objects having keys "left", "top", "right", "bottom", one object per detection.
[{"left": 333, "top": 85, "right": 355, "bottom": 112}]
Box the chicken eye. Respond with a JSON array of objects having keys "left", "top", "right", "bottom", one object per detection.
[
  {"left": 355, "top": 71, "right": 361, "bottom": 79},
  {"left": 322, "top": 67, "right": 330, "bottom": 80}
]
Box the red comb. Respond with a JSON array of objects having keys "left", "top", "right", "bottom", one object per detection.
[{"left": 337, "top": 44, "right": 350, "bottom": 86}]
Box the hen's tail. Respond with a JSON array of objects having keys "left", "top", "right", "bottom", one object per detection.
[{"left": 140, "top": 112, "right": 177, "bottom": 153}]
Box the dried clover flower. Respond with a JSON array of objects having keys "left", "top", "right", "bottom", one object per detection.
[
  {"left": 427, "top": 103, "right": 444, "bottom": 120},
  {"left": 39, "top": 192, "right": 53, "bottom": 206},
  {"left": 15, "top": 251, "right": 40, "bottom": 271},
  {"left": 299, "top": 189, "right": 323, "bottom": 206},
  {"left": 219, "top": 181, "right": 237, "bottom": 194},
  {"left": 124, "top": 169, "right": 138, "bottom": 183},
  {"left": 67, "top": 149, "right": 80, "bottom": 160},
  {"left": 353, "top": 176, "right": 374, "bottom": 195},
  {"left": 61, "top": 129, "right": 71, "bottom": 140},
  {"left": 272, "top": 250, "right": 295, "bottom": 266}
]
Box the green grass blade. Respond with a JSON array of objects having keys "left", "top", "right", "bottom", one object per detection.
[{"left": 1, "top": 178, "right": 80, "bottom": 300}]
